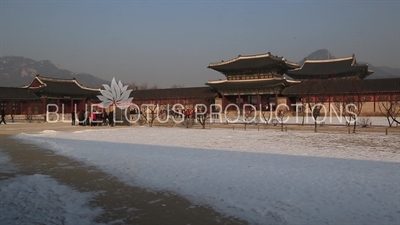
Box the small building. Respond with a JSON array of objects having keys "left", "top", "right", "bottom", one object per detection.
[
  {"left": 25, "top": 75, "right": 100, "bottom": 114},
  {"left": 0, "top": 75, "right": 100, "bottom": 116}
]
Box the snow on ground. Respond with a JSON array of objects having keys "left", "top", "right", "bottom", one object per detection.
[
  {"left": 0, "top": 149, "right": 103, "bottom": 225},
  {"left": 0, "top": 174, "right": 104, "bottom": 225},
  {"left": 0, "top": 149, "right": 18, "bottom": 176},
  {"left": 211, "top": 115, "right": 395, "bottom": 126},
  {"left": 15, "top": 127, "right": 400, "bottom": 225}
]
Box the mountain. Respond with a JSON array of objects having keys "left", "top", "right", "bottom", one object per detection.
[
  {"left": 362, "top": 64, "right": 399, "bottom": 79},
  {"left": 0, "top": 56, "right": 109, "bottom": 88},
  {"left": 299, "top": 49, "right": 335, "bottom": 65},
  {"left": 299, "top": 49, "right": 400, "bottom": 79},
  {"left": 374, "top": 66, "right": 400, "bottom": 77}
]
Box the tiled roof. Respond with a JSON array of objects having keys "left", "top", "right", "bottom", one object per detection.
[
  {"left": 282, "top": 78, "right": 400, "bottom": 95},
  {"left": 130, "top": 87, "right": 216, "bottom": 100},
  {"left": 286, "top": 55, "right": 373, "bottom": 79},
  {"left": 28, "top": 75, "right": 100, "bottom": 97},
  {"left": 208, "top": 53, "right": 299, "bottom": 72},
  {"left": 0, "top": 87, "right": 39, "bottom": 100},
  {"left": 206, "top": 78, "right": 295, "bottom": 91}
]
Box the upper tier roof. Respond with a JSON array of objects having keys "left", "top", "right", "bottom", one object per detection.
[
  {"left": 27, "top": 75, "right": 100, "bottom": 97},
  {"left": 208, "top": 53, "right": 299, "bottom": 72},
  {"left": 285, "top": 55, "right": 374, "bottom": 79}
]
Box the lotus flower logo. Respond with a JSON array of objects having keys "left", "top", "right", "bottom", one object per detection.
[{"left": 97, "top": 78, "right": 133, "bottom": 109}]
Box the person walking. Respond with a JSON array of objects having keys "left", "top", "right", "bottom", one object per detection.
[
  {"left": 0, "top": 109, "right": 6, "bottom": 124},
  {"left": 71, "top": 111, "right": 76, "bottom": 125},
  {"left": 108, "top": 110, "right": 114, "bottom": 127},
  {"left": 102, "top": 110, "right": 108, "bottom": 126}
]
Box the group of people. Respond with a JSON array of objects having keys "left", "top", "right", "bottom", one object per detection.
[{"left": 71, "top": 110, "right": 114, "bottom": 127}]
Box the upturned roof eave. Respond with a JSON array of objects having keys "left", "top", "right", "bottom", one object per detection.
[{"left": 208, "top": 52, "right": 299, "bottom": 70}]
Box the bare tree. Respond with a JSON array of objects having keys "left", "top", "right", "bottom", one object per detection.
[
  {"left": 181, "top": 100, "right": 198, "bottom": 129},
  {"left": 129, "top": 82, "right": 157, "bottom": 90},
  {"left": 182, "top": 108, "right": 195, "bottom": 128},
  {"left": 138, "top": 82, "right": 148, "bottom": 90},
  {"left": 259, "top": 110, "right": 270, "bottom": 124},
  {"left": 345, "top": 98, "right": 364, "bottom": 133},
  {"left": 195, "top": 105, "right": 209, "bottom": 129},
  {"left": 296, "top": 79, "right": 319, "bottom": 126},
  {"left": 305, "top": 80, "right": 330, "bottom": 132},
  {"left": 181, "top": 97, "right": 213, "bottom": 129},
  {"left": 379, "top": 100, "right": 400, "bottom": 127},
  {"left": 128, "top": 82, "right": 137, "bottom": 90},
  {"left": 277, "top": 109, "right": 287, "bottom": 131},
  {"left": 171, "top": 84, "right": 184, "bottom": 88},
  {"left": 348, "top": 81, "right": 366, "bottom": 133},
  {"left": 139, "top": 103, "right": 159, "bottom": 127},
  {"left": 333, "top": 80, "right": 365, "bottom": 133},
  {"left": 150, "top": 85, "right": 158, "bottom": 89}
]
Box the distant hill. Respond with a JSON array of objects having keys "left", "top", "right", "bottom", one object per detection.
[
  {"left": 299, "top": 49, "right": 335, "bottom": 65},
  {"left": 299, "top": 49, "right": 400, "bottom": 79},
  {"left": 373, "top": 66, "right": 400, "bottom": 78},
  {"left": 0, "top": 56, "right": 109, "bottom": 88},
  {"left": 362, "top": 64, "right": 399, "bottom": 79}
]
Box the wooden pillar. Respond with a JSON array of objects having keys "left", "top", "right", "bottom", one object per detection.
[
  {"left": 29, "top": 101, "right": 33, "bottom": 115},
  {"left": 256, "top": 92, "right": 260, "bottom": 110},
  {"left": 70, "top": 99, "right": 74, "bottom": 113},
  {"left": 328, "top": 95, "right": 331, "bottom": 112},
  {"left": 238, "top": 92, "right": 241, "bottom": 110},
  {"left": 373, "top": 94, "right": 376, "bottom": 112},
  {"left": 19, "top": 101, "right": 24, "bottom": 115},
  {"left": 42, "top": 98, "right": 47, "bottom": 114},
  {"left": 222, "top": 93, "right": 226, "bottom": 110}
]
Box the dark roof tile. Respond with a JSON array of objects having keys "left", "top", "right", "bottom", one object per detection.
[
  {"left": 0, "top": 87, "right": 39, "bottom": 100},
  {"left": 208, "top": 53, "right": 299, "bottom": 72},
  {"left": 29, "top": 76, "right": 100, "bottom": 97},
  {"left": 286, "top": 56, "right": 372, "bottom": 79}
]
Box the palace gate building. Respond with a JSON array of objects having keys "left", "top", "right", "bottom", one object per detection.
[{"left": 206, "top": 53, "right": 299, "bottom": 111}]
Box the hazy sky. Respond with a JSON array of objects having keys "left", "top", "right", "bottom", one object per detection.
[{"left": 1, "top": 1, "right": 399, "bottom": 88}]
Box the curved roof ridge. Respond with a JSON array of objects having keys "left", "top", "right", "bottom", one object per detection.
[
  {"left": 206, "top": 79, "right": 228, "bottom": 84},
  {"left": 33, "top": 75, "right": 100, "bottom": 91},
  {"left": 73, "top": 80, "right": 101, "bottom": 91},
  {"left": 288, "top": 55, "right": 355, "bottom": 72},
  {"left": 209, "top": 52, "right": 273, "bottom": 67},
  {"left": 36, "top": 75, "right": 75, "bottom": 82},
  {"left": 304, "top": 55, "right": 354, "bottom": 63},
  {"left": 206, "top": 77, "right": 285, "bottom": 84},
  {"left": 25, "top": 75, "right": 46, "bottom": 88},
  {"left": 284, "top": 60, "right": 299, "bottom": 67}
]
